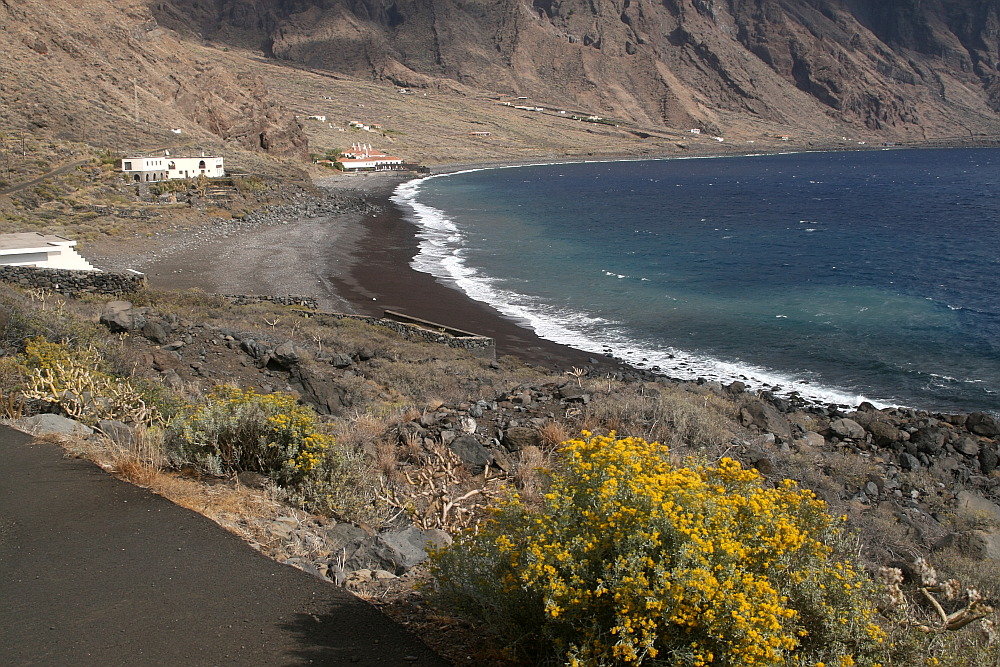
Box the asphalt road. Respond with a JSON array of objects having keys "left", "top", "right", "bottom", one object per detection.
[{"left": 0, "top": 426, "right": 450, "bottom": 666}]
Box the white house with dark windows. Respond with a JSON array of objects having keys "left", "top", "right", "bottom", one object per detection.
[{"left": 120, "top": 154, "right": 225, "bottom": 182}]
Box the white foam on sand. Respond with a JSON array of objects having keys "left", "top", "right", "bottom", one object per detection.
[{"left": 392, "top": 173, "right": 893, "bottom": 409}]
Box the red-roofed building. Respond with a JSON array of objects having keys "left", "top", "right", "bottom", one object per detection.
[{"left": 339, "top": 144, "right": 404, "bottom": 171}]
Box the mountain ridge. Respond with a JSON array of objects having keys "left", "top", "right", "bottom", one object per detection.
[
  {"left": 154, "top": 0, "right": 1000, "bottom": 142},
  {"left": 2, "top": 1, "right": 999, "bottom": 161}
]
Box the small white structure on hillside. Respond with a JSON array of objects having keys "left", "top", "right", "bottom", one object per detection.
[
  {"left": 339, "top": 144, "right": 403, "bottom": 171},
  {"left": 0, "top": 233, "right": 98, "bottom": 271},
  {"left": 120, "top": 154, "right": 225, "bottom": 182}
]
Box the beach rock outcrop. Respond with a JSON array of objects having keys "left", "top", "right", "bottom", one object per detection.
[
  {"left": 968, "top": 413, "right": 1000, "bottom": 437},
  {"left": 829, "top": 418, "right": 866, "bottom": 441},
  {"left": 740, "top": 400, "right": 792, "bottom": 442}
]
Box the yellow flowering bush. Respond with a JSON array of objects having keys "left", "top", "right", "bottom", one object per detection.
[
  {"left": 168, "top": 385, "right": 332, "bottom": 486},
  {"left": 435, "top": 432, "right": 887, "bottom": 666}
]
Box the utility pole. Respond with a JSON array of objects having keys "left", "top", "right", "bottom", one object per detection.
[
  {"left": 2, "top": 136, "right": 9, "bottom": 183},
  {"left": 133, "top": 78, "right": 139, "bottom": 151}
]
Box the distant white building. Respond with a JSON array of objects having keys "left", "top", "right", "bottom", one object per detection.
[
  {"left": 338, "top": 144, "right": 403, "bottom": 171},
  {"left": 0, "top": 233, "right": 98, "bottom": 271},
  {"left": 119, "top": 154, "right": 225, "bottom": 182}
]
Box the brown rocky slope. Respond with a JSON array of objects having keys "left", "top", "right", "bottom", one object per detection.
[
  {"left": 0, "top": 0, "right": 307, "bottom": 157},
  {"left": 156, "top": 0, "right": 1000, "bottom": 142}
]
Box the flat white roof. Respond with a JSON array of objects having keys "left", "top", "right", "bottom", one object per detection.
[
  {"left": 0, "top": 232, "right": 76, "bottom": 253},
  {"left": 122, "top": 155, "right": 223, "bottom": 160}
]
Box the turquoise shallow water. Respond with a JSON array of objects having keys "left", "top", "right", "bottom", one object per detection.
[{"left": 392, "top": 148, "right": 1000, "bottom": 414}]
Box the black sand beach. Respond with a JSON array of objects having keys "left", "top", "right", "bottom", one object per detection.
[{"left": 106, "top": 171, "right": 609, "bottom": 372}]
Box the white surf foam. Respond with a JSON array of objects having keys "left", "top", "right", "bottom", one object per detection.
[{"left": 392, "top": 168, "right": 894, "bottom": 410}]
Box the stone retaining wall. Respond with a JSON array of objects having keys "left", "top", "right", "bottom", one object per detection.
[
  {"left": 225, "top": 294, "right": 320, "bottom": 309},
  {"left": 219, "top": 295, "right": 494, "bottom": 358},
  {"left": 0, "top": 266, "right": 146, "bottom": 296},
  {"left": 310, "top": 312, "right": 496, "bottom": 359}
]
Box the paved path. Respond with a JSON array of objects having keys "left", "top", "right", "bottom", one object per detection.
[
  {"left": 0, "top": 160, "right": 88, "bottom": 196},
  {"left": 0, "top": 426, "right": 450, "bottom": 666}
]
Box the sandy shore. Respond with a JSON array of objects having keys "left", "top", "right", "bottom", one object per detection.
[{"left": 94, "top": 169, "right": 608, "bottom": 371}]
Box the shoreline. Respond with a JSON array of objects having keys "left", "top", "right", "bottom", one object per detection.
[
  {"left": 96, "top": 146, "right": 998, "bottom": 412},
  {"left": 102, "top": 169, "right": 615, "bottom": 373},
  {"left": 364, "top": 148, "right": 1000, "bottom": 414},
  {"left": 326, "top": 174, "right": 619, "bottom": 372}
]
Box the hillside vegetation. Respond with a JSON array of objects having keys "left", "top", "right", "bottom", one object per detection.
[{"left": 1, "top": 283, "right": 998, "bottom": 665}]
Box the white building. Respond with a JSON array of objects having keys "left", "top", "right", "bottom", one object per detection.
[
  {"left": 0, "top": 233, "right": 98, "bottom": 271},
  {"left": 120, "top": 154, "right": 225, "bottom": 182},
  {"left": 339, "top": 144, "right": 403, "bottom": 171}
]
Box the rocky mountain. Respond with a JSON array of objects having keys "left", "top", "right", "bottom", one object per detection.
[
  {"left": 2, "top": 1, "right": 998, "bottom": 158},
  {"left": 0, "top": 0, "right": 307, "bottom": 157},
  {"left": 155, "top": 0, "right": 1000, "bottom": 141}
]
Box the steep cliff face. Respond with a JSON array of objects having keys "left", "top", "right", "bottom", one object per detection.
[
  {"left": 0, "top": 0, "right": 308, "bottom": 157},
  {"left": 156, "top": 0, "right": 1000, "bottom": 139}
]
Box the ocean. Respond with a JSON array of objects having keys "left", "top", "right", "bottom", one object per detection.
[{"left": 391, "top": 148, "right": 1000, "bottom": 415}]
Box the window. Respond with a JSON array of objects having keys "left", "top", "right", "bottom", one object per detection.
[{"left": 123, "top": 161, "right": 132, "bottom": 170}]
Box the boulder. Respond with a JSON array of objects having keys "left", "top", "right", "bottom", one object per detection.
[
  {"left": 968, "top": 413, "right": 1000, "bottom": 437},
  {"left": 502, "top": 426, "right": 541, "bottom": 452},
  {"left": 99, "top": 300, "right": 135, "bottom": 332},
  {"left": 793, "top": 431, "right": 825, "bottom": 450},
  {"left": 240, "top": 338, "right": 266, "bottom": 359},
  {"left": 447, "top": 434, "right": 493, "bottom": 473},
  {"left": 740, "top": 400, "right": 792, "bottom": 442},
  {"left": 725, "top": 381, "right": 747, "bottom": 395},
  {"left": 97, "top": 419, "right": 136, "bottom": 447},
  {"left": 458, "top": 416, "right": 477, "bottom": 434},
  {"left": 829, "top": 418, "right": 866, "bottom": 440},
  {"left": 320, "top": 523, "right": 371, "bottom": 551},
  {"left": 980, "top": 445, "right": 999, "bottom": 474},
  {"left": 954, "top": 436, "right": 981, "bottom": 457},
  {"left": 141, "top": 320, "right": 170, "bottom": 345},
  {"left": 291, "top": 368, "right": 350, "bottom": 415},
  {"left": 955, "top": 490, "right": 1000, "bottom": 527},
  {"left": 867, "top": 420, "right": 902, "bottom": 448},
  {"left": 937, "top": 530, "right": 1000, "bottom": 561},
  {"left": 556, "top": 385, "right": 590, "bottom": 404},
  {"left": 899, "top": 452, "right": 921, "bottom": 471},
  {"left": 161, "top": 368, "right": 184, "bottom": 390},
  {"left": 372, "top": 526, "right": 452, "bottom": 574},
  {"left": 17, "top": 414, "right": 93, "bottom": 438},
  {"left": 329, "top": 353, "right": 353, "bottom": 368},
  {"left": 911, "top": 427, "right": 948, "bottom": 455},
  {"left": 271, "top": 341, "right": 301, "bottom": 368}
]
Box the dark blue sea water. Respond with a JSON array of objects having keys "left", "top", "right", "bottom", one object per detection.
[{"left": 392, "top": 149, "right": 1000, "bottom": 414}]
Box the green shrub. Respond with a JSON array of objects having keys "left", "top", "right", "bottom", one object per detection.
[
  {"left": 289, "top": 444, "right": 390, "bottom": 528},
  {"left": 434, "top": 432, "right": 887, "bottom": 667},
  {"left": 167, "top": 385, "right": 330, "bottom": 485}
]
